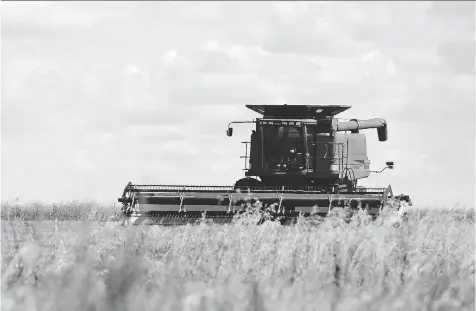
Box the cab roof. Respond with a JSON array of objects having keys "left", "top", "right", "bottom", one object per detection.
[{"left": 246, "top": 104, "right": 351, "bottom": 119}]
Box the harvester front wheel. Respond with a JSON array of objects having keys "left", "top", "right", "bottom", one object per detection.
[{"left": 233, "top": 177, "right": 261, "bottom": 191}]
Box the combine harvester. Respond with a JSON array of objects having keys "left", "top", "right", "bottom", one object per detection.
[{"left": 118, "top": 104, "right": 412, "bottom": 225}]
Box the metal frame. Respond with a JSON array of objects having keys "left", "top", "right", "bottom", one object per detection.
[
  {"left": 238, "top": 126, "right": 349, "bottom": 180},
  {"left": 304, "top": 141, "right": 347, "bottom": 178},
  {"left": 124, "top": 183, "right": 388, "bottom": 195},
  {"left": 118, "top": 182, "right": 391, "bottom": 215},
  {"left": 240, "top": 141, "right": 251, "bottom": 170}
]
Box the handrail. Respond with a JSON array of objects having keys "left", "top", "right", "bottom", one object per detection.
[
  {"left": 239, "top": 135, "right": 350, "bottom": 178},
  {"left": 125, "top": 183, "right": 388, "bottom": 194},
  {"left": 241, "top": 141, "right": 251, "bottom": 170}
]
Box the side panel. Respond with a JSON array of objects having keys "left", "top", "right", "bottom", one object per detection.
[
  {"left": 335, "top": 133, "right": 370, "bottom": 180},
  {"left": 306, "top": 124, "right": 334, "bottom": 172},
  {"left": 305, "top": 121, "right": 342, "bottom": 175},
  {"left": 250, "top": 130, "right": 261, "bottom": 170},
  {"left": 306, "top": 125, "right": 316, "bottom": 171},
  {"left": 313, "top": 134, "right": 334, "bottom": 173}
]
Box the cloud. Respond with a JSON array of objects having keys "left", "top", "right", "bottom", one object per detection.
[
  {"left": 1, "top": 2, "right": 134, "bottom": 43},
  {"left": 273, "top": 1, "right": 310, "bottom": 20},
  {"left": 428, "top": 1, "right": 475, "bottom": 19},
  {"left": 161, "top": 49, "right": 178, "bottom": 65},
  {"left": 438, "top": 41, "right": 475, "bottom": 75},
  {"left": 210, "top": 161, "right": 236, "bottom": 172},
  {"left": 161, "top": 140, "right": 201, "bottom": 156},
  {"left": 180, "top": 2, "right": 223, "bottom": 20},
  {"left": 73, "top": 150, "right": 97, "bottom": 171}
]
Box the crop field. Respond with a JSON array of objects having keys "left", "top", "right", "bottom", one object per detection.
[{"left": 1, "top": 202, "right": 475, "bottom": 311}]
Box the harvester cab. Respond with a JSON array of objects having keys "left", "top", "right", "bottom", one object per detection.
[
  {"left": 118, "top": 104, "right": 411, "bottom": 225},
  {"left": 228, "top": 104, "right": 393, "bottom": 194}
]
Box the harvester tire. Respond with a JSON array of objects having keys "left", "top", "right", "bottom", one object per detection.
[{"left": 233, "top": 177, "right": 261, "bottom": 191}]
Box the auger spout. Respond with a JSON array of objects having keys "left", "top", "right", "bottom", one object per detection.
[{"left": 336, "top": 118, "right": 388, "bottom": 142}]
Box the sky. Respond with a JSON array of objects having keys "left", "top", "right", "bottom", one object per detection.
[{"left": 1, "top": 1, "right": 475, "bottom": 208}]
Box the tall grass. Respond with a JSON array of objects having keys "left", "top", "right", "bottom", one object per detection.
[
  {"left": 1, "top": 204, "right": 475, "bottom": 311},
  {"left": 1, "top": 201, "right": 118, "bottom": 222}
]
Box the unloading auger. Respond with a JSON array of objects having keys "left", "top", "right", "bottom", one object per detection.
[{"left": 118, "top": 104, "right": 412, "bottom": 225}]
